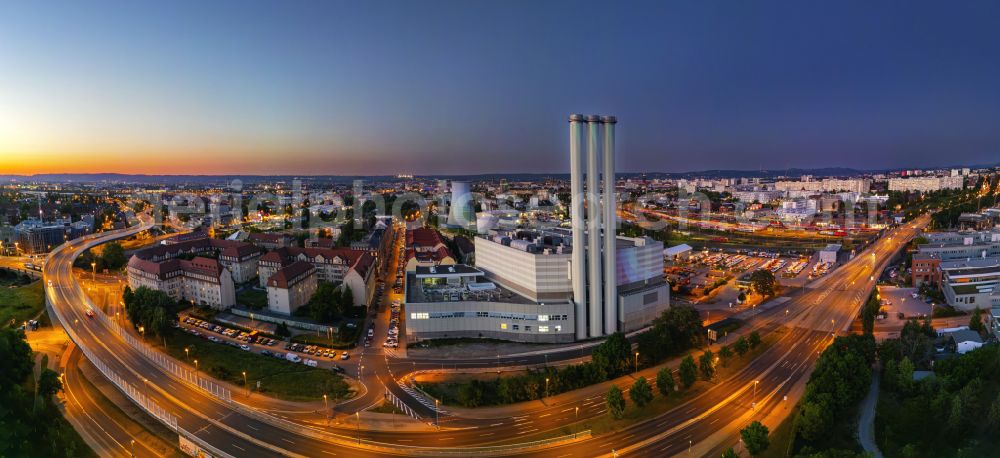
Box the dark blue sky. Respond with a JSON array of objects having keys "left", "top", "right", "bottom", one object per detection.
[{"left": 3, "top": 1, "right": 1000, "bottom": 175}]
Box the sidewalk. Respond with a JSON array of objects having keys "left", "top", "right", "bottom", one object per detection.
[{"left": 858, "top": 365, "right": 883, "bottom": 458}]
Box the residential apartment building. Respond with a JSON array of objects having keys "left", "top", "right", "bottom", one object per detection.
[
  {"left": 888, "top": 176, "right": 964, "bottom": 192},
  {"left": 403, "top": 228, "right": 455, "bottom": 272},
  {"left": 132, "top": 237, "right": 264, "bottom": 284},
  {"left": 127, "top": 256, "right": 236, "bottom": 309},
  {"left": 265, "top": 261, "right": 318, "bottom": 315},
  {"left": 258, "top": 247, "right": 376, "bottom": 306}
]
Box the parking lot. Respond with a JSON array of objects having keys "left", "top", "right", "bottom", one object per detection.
[
  {"left": 178, "top": 315, "right": 352, "bottom": 374},
  {"left": 668, "top": 249, "right": 830, "bottom": 297}
]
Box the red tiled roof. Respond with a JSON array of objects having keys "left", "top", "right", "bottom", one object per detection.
[
  {"left": 128, "top": 255, "right": 223, "bottom": 282},
  {"left": 267, "top": 260, "right": 315, "bottom": 289}
]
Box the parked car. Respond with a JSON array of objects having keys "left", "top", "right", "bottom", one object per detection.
[
  {"left": 286, "top": 353, "right": 302, "bottom": 363},
  {"left": 303, "top": 359, "right": 318, "bottom": 367},
  {"left": 340, "top": 352, "right": 350, "bottom": 360}
]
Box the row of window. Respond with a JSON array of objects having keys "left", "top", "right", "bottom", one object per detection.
[
  {"left": 499, "top": 323, "right": 562, "bottom": 333},
  {"left": 410, "top": 312, "right": 569, "bottom": 321}
]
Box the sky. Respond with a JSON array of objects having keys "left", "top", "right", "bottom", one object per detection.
[{"left": 2, "top": 0, "right": 1000, "bottom": 176}]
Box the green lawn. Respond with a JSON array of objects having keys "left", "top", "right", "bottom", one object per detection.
[
  {"left": 0, "top": 281, "right": 45, "bottom": 328},
  {"left": 160, "top": 330, "right": 352, "bottom": 402},
  {"left": 236, "top": 288, "right": 268, "bottom": 310}
]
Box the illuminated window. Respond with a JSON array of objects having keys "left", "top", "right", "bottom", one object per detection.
[
  {"left": 410, "top": 312, "right": 429, "bottom": 320},
  {"left": 538, "top": 326, "right": 549, "bottom": 333},
  {"left": 554, "top": 325, "right": 562, "bottom": 332},
  {"left": 500, "top": 323, "right": 508, "bottom": 330},
  {"left": 538, "top": 315, "right": 549, "bottom": 322}
]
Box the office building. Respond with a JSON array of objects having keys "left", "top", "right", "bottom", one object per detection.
[{"left": 888, "top": 176, "right": 964, "bottom": 192}]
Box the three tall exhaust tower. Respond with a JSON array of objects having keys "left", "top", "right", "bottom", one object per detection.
[{"left": 568, "top": 114, "right": 617, "bottom": 339}]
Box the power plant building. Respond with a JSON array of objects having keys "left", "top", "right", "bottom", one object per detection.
[{"left": 403, "top": 115, "right": 670, "bottom": 343}]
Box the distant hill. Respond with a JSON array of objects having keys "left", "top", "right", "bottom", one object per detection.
[{"left": 1, "top": 163, "right": 995, "bottom": 185}]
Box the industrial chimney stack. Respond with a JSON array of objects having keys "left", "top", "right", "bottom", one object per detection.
[{"left": 568, "top": 114, "right": 617, "bottom": 339}]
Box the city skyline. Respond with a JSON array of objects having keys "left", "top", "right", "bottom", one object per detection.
[{"left": 4, "top": 0, "right": 1000, "bottom": 175}]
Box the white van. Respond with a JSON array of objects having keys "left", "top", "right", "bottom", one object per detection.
[
  {"left": 285, "top": 353, "right": 302, "bottom": 363},
  {"left": 303, "top": 359, "right": 318, "bottom": 367}
]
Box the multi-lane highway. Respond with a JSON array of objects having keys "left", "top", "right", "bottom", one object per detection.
[{"left": 46, "top": 212, "right": 926, "bottom": 456}]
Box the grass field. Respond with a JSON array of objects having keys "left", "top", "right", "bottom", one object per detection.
[
  {"left": 236, "top": 288, "right": 268, "bottom": 310},
  {"left": 160, "top": 330, "right": 352, "bottom": 402},
  {"left": 0, "top": 281, "right": 45, "bottom": 328}
]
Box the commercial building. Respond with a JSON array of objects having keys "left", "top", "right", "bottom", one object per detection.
[
  {"left": 265, "top": 260, "right": 318, "bottom": 315},
  {"left": 911, "top": 253, "right": 941, "bottom": 287},
  {"left": 818, "top": 244, "right": 841, "bottom": 264},
  {"left": 14, "top": 218, "right": 92, "bottom": 254},
  {"left": 258, "top": 247, "right": 376, "bottom": 306},
  {"left": 938, "top": 258, "right": 1000, "bottom": 311},
  {"left": 127, "top": 256, "right": 236, "bottom": 309}
]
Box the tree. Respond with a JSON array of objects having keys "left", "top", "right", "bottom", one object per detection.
[
  {"left": 605, "top": 385, "right": 625, "bottom": 419},
  {"left": 749, "top": 269, "right": 777, "bottom": 297},
  {"left": 969, "top": 307, "right": 984, "bottom": 334},
  {"left": 721, "top": 448, "right": 739, "bottom": 458},
  {"left": 734, "top": 336, "right": 750, "bottom": 357},
  {"left": 101, "top": 242, "right": 127, "bottom": 270},
  {"left": 679, "top": 355, "right": 698, "bottom": 389},
  {"left": 593, "top": 332, "right": 631, "bottom": 379},
  {"left": 747, "top": 331, "right": 761, "bottom": 349},
  {"left": 740, "top": 421, "right": 770, "bottom": 456},
  {"left": 699, "top": 350, "right": 715, "bottom": 380},
  {"left": 655, "top": 367, "right": 675, "bottom": 396},
  {"left": 988, "top": 393, "right": 1000, "bottom": 434},
  {"left": 275, "top": 322, "right": 291, "bottom": 338},
  {"left": 630, "top": 376, "right": 653, "bottom": 408},
  {"left": 36, "top": 368, "right": 62, "bottom": 405},
  {"left": 718, "top": 345, "right": 733, "bottom": 367},
  {"left": 737, "top": 291, "right": 747, "bottom": 304}
]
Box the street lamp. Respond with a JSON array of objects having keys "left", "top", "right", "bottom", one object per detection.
[
  {"left": 194, "top": 359, "right": 199, "bottom": 372},
  {"left": 323, "top": 394, "right": 329, "bottom": 418},
  {"left": 138, "top": 326, "right": 145, "bottom": 339},
  {"left": 575, "top": 406, "right": 579, "bottom": 420},
  {"left": 184, "top": 347, "right": 189, "bottom": 361},
  {"left": 242, "top": 371, "right": 249, "bottom": 397},
  {"left": 91, "top": 262, "right": 96, "bottom": 282},
  {"left": 434, "top": 399, "right": 440, "bottom": 429},
  {"left": 130, "top": 439, "right": 135, "bottom": 457},
  {"left": 634, "top": 351, "right": 640, "bottom": 373},
  {"left": 545, "top": 377, "right": 550, "bottom": 398}
]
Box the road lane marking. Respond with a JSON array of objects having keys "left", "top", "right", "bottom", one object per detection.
[
  {"left": 489, "top": 422, "right": 503, "bottom": 427},
  {"left": 232, "top": 444, "right": 246, "bottom": 452},
  {"left": 538, "top": 413, "right": 551, "bottom": 418},
  {"left": 518, "top": 428, "right": 539, "bottom": 435}
]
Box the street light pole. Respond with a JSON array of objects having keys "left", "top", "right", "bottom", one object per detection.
[
  {"left": 435, "top": 399, "right": 440, "bottom": 429},
  {"left": 356, "top": 412, "right": 361, "bottom": 445},
  {"left": 634, "top": 351, "right": 640, "bottom": 374},
  {"left": 243, "top": 371, "right": 249, "bottom": 397}
]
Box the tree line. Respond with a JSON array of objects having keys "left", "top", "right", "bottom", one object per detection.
[{"left": 0, "top": 328, "right": 93, "bottom": 457}]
